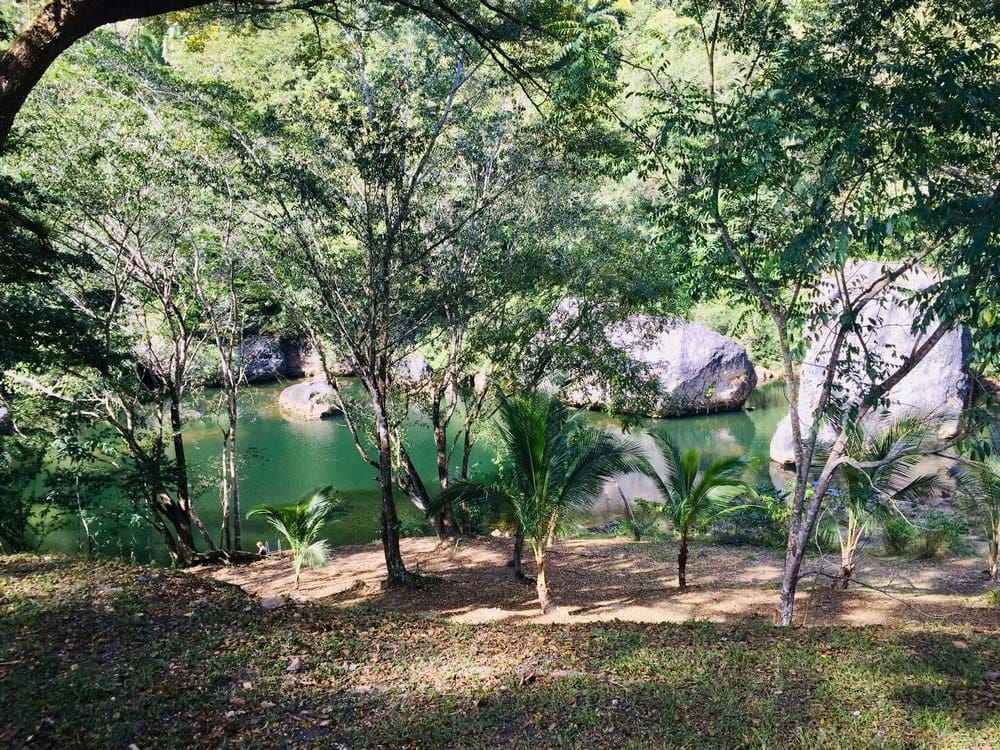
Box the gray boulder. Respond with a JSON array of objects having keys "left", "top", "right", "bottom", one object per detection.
[
  {"left": 280, "top": 336, "right": 324, "bottom": 379},
  {"left": 280, "top": 336, "right": 356, "bottom": 378},
  {"left": 565, "top": 314, "right": 757, "bottom": 417},
  {"left": 238, "top": 336, "right": 286, "bottom": 383},
  {"left": 769, "top": 261, "right": 971, "bottom": 465},
  {"left": 277, "top": 380, "right": 341, "bottom": 420},
  {"left": 0, "top": 405, "right": 11, "bottom": 435}
]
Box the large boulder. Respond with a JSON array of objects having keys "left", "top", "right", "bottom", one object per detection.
[
  {"left": 564, "top": 314, "right": 757, "bottom": 417},
  {"left": 280, "top": 336, "right": 325, "bottom": 379},
  {"left": 769, "top": 261, "right": 971, "bottom": 466},
  {"left": 278, "top": 380, "right": 341, "bottom": 420},
  {"left": 239, "top": 336, "right": 286, "bottom": 383}
]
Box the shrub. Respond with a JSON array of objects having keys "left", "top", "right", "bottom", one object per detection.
[
  {"left": 712, "top": 486, "right": 789, "bottom": 548},
  {"left": 398, "top": 517, "right": 435, "bottom": 538},
  {"left": 627, "top": 498, "right": 664, "bottom": 541},
  {"left": 883, "top": 516, "right": 916, "bottom": 556},
  {"left": 912, "top": 510, "right": 969, "bottom": 561}
]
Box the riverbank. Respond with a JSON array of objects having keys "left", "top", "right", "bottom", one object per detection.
[
  {"left": 2, "top": 553, "right": 999, "bottom": 748},
  {"left": 196, "top": 536, "right": 1000, "bottom": 628}
]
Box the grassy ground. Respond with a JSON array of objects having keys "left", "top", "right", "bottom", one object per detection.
[{"left": 2, "top": 554, "right": 999, "bottom": 749}]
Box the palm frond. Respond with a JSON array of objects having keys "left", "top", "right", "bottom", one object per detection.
[
  {"left": 641, "top": 429, "right": 752, "bottom": 534},
  {"left": 247, "top": 486, "right": 339, "bottom": 569}
]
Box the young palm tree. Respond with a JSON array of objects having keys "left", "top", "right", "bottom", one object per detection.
[
  {"left": 641, "top": 431, "right": 751, "bottom": 592},
  {"left": 431, "top": 392, "right": 644, "bottom": 614},
  {"left": 247, "top": 487, "right": 339, "bottom": 590},
  {"left": 950, "top": 456, "right": 1000, "bottom": 586},
  {"left": 832, "top": 419, "right": 942, "bottom": 589}
]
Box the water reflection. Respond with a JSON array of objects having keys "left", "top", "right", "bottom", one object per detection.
[{"left": 588, "top": 383, "right": 786, "bottom": 515}]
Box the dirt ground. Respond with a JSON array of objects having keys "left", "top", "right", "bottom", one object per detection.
[{"left": 196, "top": 536, "right": 1000, "bottom": 627}]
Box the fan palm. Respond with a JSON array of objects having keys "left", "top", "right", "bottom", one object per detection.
[
  {"left": 831, "top": 419, "right": 942, "bottom": 589},
  {"left": 641, "top": 431, "right": 751, "bottom": 591},
  {"left": 247, "top": 487, "right": 339, "bottom": 590},
  {"left": 950, "top": 455, "right": 1000, "bottom": 585},
  {"left": 430, "top": 392, "right": 645, "bottom": 614}
]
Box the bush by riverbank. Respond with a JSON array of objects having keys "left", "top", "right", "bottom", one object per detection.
[{"left": 2, "top": 553, "right": 999, "bottom": 748}]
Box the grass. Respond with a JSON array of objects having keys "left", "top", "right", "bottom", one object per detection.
[{"left": 1, "top": 554, "right": 999, "bottom": 748}]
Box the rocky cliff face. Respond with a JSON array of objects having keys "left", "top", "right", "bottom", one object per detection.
[
  {"left": 562, "top": 314, "right": 757, "bottom": 417},
  {"left": 239, "top": 336, "right": 286, "bottom": 383},
  {"left": 280, "top": 336, "right": 325, "bottom": 379},
  {"left": 769, "top": 261, "right": 971, "bottom": 465}
]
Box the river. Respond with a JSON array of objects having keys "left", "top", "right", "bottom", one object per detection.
[{"left": 44, "top": 381, "right": 788, "bottom": 562}]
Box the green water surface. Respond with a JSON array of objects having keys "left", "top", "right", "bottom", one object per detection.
[{"left": 45, "top": 381, "right": 788, "bottom": 561}]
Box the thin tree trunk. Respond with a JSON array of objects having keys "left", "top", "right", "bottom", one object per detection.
[
  {"left": 511, "top": 530, "right": 533, "bottom": 583},
  {"left": 677, "top": 534, "right": 688, "bottom": 592},
  {"left": 535, "top": 549, "right": 553, "bottom": 614},
  {"left": 219, "top": 432, "right": 232, "bottom": 550},
  {"left": 615, "top": 481, "right": 640, "bottom": 541},
  {"left": 989, "top": 537, "right": 998, "bottom": 584},
  {"left": 373, "top": 392, "right": 411, "bottom": 586},
  {"left": 430, "top": 400, "right": 457, "bottom": 538},
  {"left": 229, "top": 405, "right": 242, "bottom": 550},
  {"left": 169, "top": 389, "right": 215, "bottom": 551}
]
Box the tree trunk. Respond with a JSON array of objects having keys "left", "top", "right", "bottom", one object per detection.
[
  {"left": 677, "top": 534, "right": 688, "bottom": 592},
  {"left": 535, "top": 550, "right": 553, "bottom": 614},
  {"left": 511, "top": 530, "right": 533, "bottom": 583},
  {"left": 373, "top": 393, "right": 411, "bottom": 586},
  {"left": 219, "top": 432, "right": 232, "bottom": 550},
  {"left": 169, "top": 389, "right": 215, "bottom": 550},
  {"left": 431, "top": 401, "right": 458, "bottom": 539},
  {"left": 776, "top": 554, "right": 799, "bottom": 625},
  {"left": 989, "top": 536, "right": 998, "bottom": 585},
  {"left": 229, "top": 406, "right": 242, "bottom": 550},
  {"left": 0, "top": 0, "right": 209, "bottom": 146},
  {"left": 833, "top": 562, "right": 854, "bottom": 590},
  {"left": 160, "top": 493, "right": 196, "bottom": 566}
]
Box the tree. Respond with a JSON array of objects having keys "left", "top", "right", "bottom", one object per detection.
[
  {"left": 6, "top": 37, "right": 235, "bottom": 563},
  {"left": 640, "top": 431, "right": 749, "bottom": 591},
  {"left": 248, "top": 487, "right": 339, "bottom": 589},
  {"left": 0, "top": 0, "right": 208, "bottom": 144},
  {"left": 951, "top": 457, "right": 1000, "bottom": 586},
  {"left": 0, "top": 0, "right": 576, "bottom": 148},
  {"left": 633, "top": 0, "right": 1000, "bottom": 624},
  {"left": 829, "top": 419, "right": 942, "bottom": 589},
  {"left": 209, "top": 15, "right": 575, "bottom": 584},
  {"left": 432, "top": 391, "right": 643, "bottom": 613},
  {"left": 192, "top": 237, "right": 248, "bottom": 552}
]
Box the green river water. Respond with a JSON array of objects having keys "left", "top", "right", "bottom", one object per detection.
[{"left": 45, "top": 381, "right": 788, "bottom": 562}]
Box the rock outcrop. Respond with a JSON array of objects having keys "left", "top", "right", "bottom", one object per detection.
[
  {"left": 769, "top": 261, "right": 971, "bottom": 465},
  {"left": 277, "top": 380, "right": 341, "bottom": 420},
  {"left": 239, "top": 336, "right": 286, "bottom": 383},
  {"left": 563, "top": 314, "right": 757, "bottom": 417},
  {"left": 281, "top": 336, "right": 325, "bottom": 379}
]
